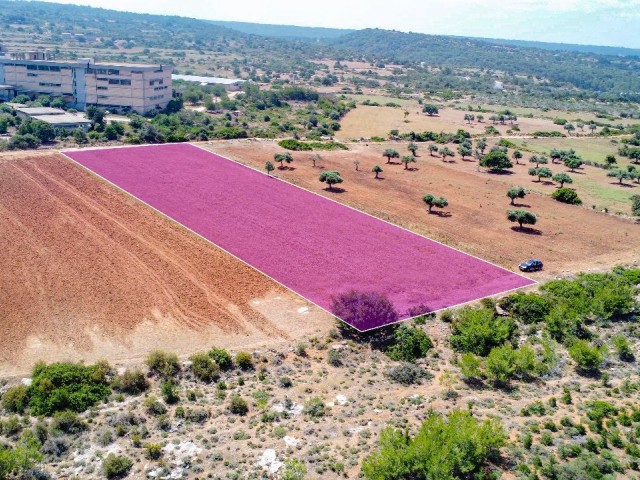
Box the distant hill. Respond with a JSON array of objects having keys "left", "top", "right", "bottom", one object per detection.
[
  {"left": 207, "top": 20, "right": 354, "bottom": 40},
  {"left": 471, "top": 37, "right": 640, "bottom": 57}
]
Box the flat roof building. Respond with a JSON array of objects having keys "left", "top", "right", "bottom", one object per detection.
[
  {"left": 172, "top": 74, "right": 245, "bottom": 91},
  {"left": 0, "top": 50, "right": 172, "bottom": 114},
  {"left": 7, "top": 104, "right": 93, "bottom": 131}
]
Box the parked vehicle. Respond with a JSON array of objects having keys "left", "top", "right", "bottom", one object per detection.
[{"left": 519, "top": 259, "right": 543, "bottom": 272}]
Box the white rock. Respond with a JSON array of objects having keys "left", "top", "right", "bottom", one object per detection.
[
  {"left": 284, "top": 436, "right": 300, "bottom": 447},
  {"left": 297, "top": 307, "right": 309, "bottom": 314},
  {"left": 21, "top": 378, "right": 32, "bottom": 386},
  {"left": 335, "top": 394, "right": 348, "bottom": 406},
  {"left": 258, "top": 449, "right": 283, "bottom": 473}
]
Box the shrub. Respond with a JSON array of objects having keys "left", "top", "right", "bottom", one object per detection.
[
  {"left": 28, "top": 362, "right": 110, "bottom": 416},
  {"left": 281, "top": 459, "right": 307, "bottom": 480},
  {"left": 362, "top": 410, "right": 506, "bottom": 479},
  {"left": 0, "top": 440, "right": 42, "bottom": 479},
  {"left": 102, "top": 454, "right": 133, "bottom": 479},
  {"left": 385, "top": 363, "right": 429, "bottom": 385},
  {"left": 228, "top": 395, "right": 249, "bottom": 415},
  {"left": 160, "top": 380, "right": 180, "bottom": 404},
  {"left": 235, "top": 351, "right": 254, "bottom": 370},
  {"left": 450, "top": 307, "right": 515, "bottom": 356},
  {"left": 144, "top": 396, "right": 167, "bottom": 416},
  {"left": 144, "top": 443, "right": 162, "bottom": 460},
  {"left": 50, "top": 410, "right": 87, "bottom": 435},
  {"left": 1, "top": 386, "right": 29, "bottom": 413},
  {"left": 552, "top": 187, "right": 582, "bottom": 205},
  {"left": 208, "top": 346, "right": 233, "bottom": 370},
  {"left": 611, "top": 335, "right": 634, "bottom": 361},
  {"left": 485, "top": 344, "right": 517, "bottom": 384},
  {"left": 145, "top": 350, "right": 180, "bottom": 378},
  {"left": 189, "top": 353, "right": 220, "bottom": 383},
  {"left": 459, "top": 352, "right": 483, "bottom": 381},
  {"left": 331, "top": 290, "right": 398, "bottom": 330},
  {"left": 569, "top": 340, "right": 605, "bottom": 373},
  {"left": 385, "top": 325, "right": 433, "bottom": 362},
  {"left": 111, "top": 370, "right": 148, "bottom": 395},
  {"left": 327, "top": 349, "right": 344, "bottom": 367},
  {"left": 303, "top": 397, "right": 326, "bottom": 419}
]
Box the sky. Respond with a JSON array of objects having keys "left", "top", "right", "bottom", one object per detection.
[{"left": 35, "top": 0, "right": 640, "bottom": 48}]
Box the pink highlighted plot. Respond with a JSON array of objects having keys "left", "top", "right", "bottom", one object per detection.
[{"left": 65, "top": 144, "right": 534, "bottom": 331}]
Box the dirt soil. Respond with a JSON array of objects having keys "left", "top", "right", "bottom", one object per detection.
[
  {"left": 0, "top": 151, "right": 329, "bottom": 376},
  {"left": 202, "top": 140, "right": 639, "bottom": 279}
]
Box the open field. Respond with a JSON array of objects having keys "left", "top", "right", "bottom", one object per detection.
[
  {"left": 65, "top": 144, "right": 533, "bottom": 330},
  {"left": 201, "top": 140, "right": 639, "bottom": 278},
  {"left": 0, "top": 151, "right": 329, "bottom": 376},
  {"left": 337, "top": 104, "right": 567, "bottom": 140}
]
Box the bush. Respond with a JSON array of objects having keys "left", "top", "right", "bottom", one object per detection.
[
  {"left": 228, "top": 395, "right": 249, "bottom": 416},
  {"left": 160, "top": 380, "right": 179, "bottom": 404},
  {"left": 385, "top": 325, "right": 433, "bottom": 362},
  {"left": 145, "top": 350, "right": 180, "bottom": 378},
  {"left": 362, "top": 410, "right": 506, "bottom": 479},
  {"left": 331, "top": 290, "right": 398, "bottom": 330},
  {"left": 111, "top": 370, "right": 148, "bottom": 395},
  {"left": 50, "top": 410, "right": 87, "bottom": 435},
  {"left": 144, "top": 443, "right": 162, "bottom": 460},
  {"left": 144, "top": 397, "right": 167, "bottom": 416},
  {"left": 450, "top": 307, "right": 515, "bottom": 356},
  {"left": 499, "top": 292, "right": 551, "bottom": 324},
  {"left": 569, "top": 340, "right": 605, "bottom": 373},
  {"left": 385, "top": 363, "right": 429, "bottom": 385},
  {"left": 208, "top": 346, "right": 233, "bottom": 370},
  {"left": 235, "top": 351, "right": 254, "bottom": 370},
  {"left": 281, "top": 459, "right": 307, "bottom": 480},
  {"left": 102, "top": 454, "right": 133, "bottom": 479},
  {"left": 1, "top": 386, "right": 29, "bottom": 413},
  {"left": 485, "top": 344, "right": 517, "bottom": 384},
  {"left": 189, "top": 353, "right": 220, "bottom": 383},
  {"left": 552, "top": 187, "right": 582, "bottom": 205},
  {"left": 327, "top": 349, "right": 344, "bottom": 367},
  {"left": 0, "top": 440, "right": 42, "bottom": 479},
  {"left": 28, "top": 362, "right": 110, "bottom": 416},
  {"left": 611, "top": 335, "right": 634, "bottom": 361},
  {"left": 459, "top": 352, "right": 483, "bottom": 381},
  {"left": 303, "top": 397, "right": 326, "bottom": 419}
]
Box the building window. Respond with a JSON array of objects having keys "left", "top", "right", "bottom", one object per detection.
[
  {"left": 149, "top": 79, "right": 164, "bottom": 86},
  {"left": 97, "top": 77, "right": 108, "bottom": 81},
  {"left": 153, "top": 86, "right": 167, "bottom": 91},
  {"left": 108, "top": 79, "right": 131, "bottom": 85},
  {"left": 39, "top": 82, "right": 62, "bottom": 87},
  {"left": 97, "top": 95, "right": 109, "bottom": 99},
  {"left": 96, "top": 86, "right": 108, "bottom": 90},
  {"left": 149, "top": 94, "right": 164, "bottom": 100},
  {"left": 27, "top": 73, "right": 38, "bottom": 77}
]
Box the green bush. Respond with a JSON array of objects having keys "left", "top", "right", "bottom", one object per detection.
[
  {"left": 189, "top": 353, "right": 220, "bottom": 383},
  {"left": 228, "top": 395, "right": 249, "bottom": 416},
  {"left": 50, "top": 410, "right": 87, "bottom": 435},
  {"left": 611, "top": 335, "right": 634, "bottom": 361},
  {"left": 385, "top": 363, "right": 429, "bottom": 385},
  {"left": 569, "top": 340, "right": 605, "bottom": 373},
  {"left": 459, "top": 352, "right": 483, "bottom": 381},
  {"left": 450, "top": 307, "right": 515, "bottom": 356},
  {"left": 499, "top": 292, "right": 551, "bottom": 324},
  {"left": 303, "top": 397, "right": 326, "bottom": 419},
  {"left": 145, "top": 350, "right": 180, "bottom": 378},
  {"left": 362, "top": 410, "right": 506, "bottom": 480},
  {"left": 160, "top": 380, "right": 180, "bottom": 405},
  {"left": 235, "top": 351, "right": 254, "bottom": 370},
  {"left": 144, "top": 443, "right": 162, "bottom": 460},
  {"left": 208, "top": 346, "right": 233, "bottom": 370},
  {"left": 281, "top": 459, "right": 307, "bottom": 480},
  {"left": 385, "top": 325, "right": 433, "bottom": 362},
  {"left": 102, "top": 453, "right": 133, "bottom": 479},
  {"left": 28, "top": 362, "right": 110, "bottom": 416},
  {"left": 111, "top": 370, "right": 148, "bottom": 395},
  {"left": 1, "top": 386, "right": 29, "bottom": 414},
  {"left": 0, "top": 439, "right": 42, "bottom": 479},
  {"left": 552, "top": 187, "right": 582, "bottom": 205}
]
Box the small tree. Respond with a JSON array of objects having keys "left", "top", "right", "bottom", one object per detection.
[
  {"left": 265, "top": 161, "right": 275, "bottom": 176},
  {"left": 552, "top": 188, "right": 582, "bottom": 205},
  {"left": 632, "top": 195, "right": 640, "bottom": 216},
  {"left": 569, "top": 340, "right": 605, "bottom": 373},
  {"left": 464, "top": 113, "right": 475, "bottom": 124},
  {"left": 457, "top": 144, "right": 472, "bottom": 160},
  {"left": 564, "top": 155, "right": 583, "bottom": 172},
  {"left": 528, "top": 166, "right": 553, "bottom": 182},
  {"left": 605, "top": 154, "right": 616, "bottom": 166},
  {"left": 428, "top": 144, "right": 439, "bottom": 156},
  {"left": 423, "top": 104, "right": 438, "bottom": 116},
  {"left": 512, "top": 150, "right": 523, "bottom": 165},
  {"left": 354, "top": 159, "right": 360, "bottom": 171},
  {"left": 401, "top": 155, "right": 416, "bottom": 170},
  {"left": 319, "top": 170, "right": 343, "bottom": 191},
  {"left": 274, "top": 152, "right": 293, "bottom": 169},
  {"left": 423, "top": 194, "right": 448, "bottom": 213},
  {"left": 382, "top": 148, "right": 399, "bottom": 164},
  {"left": 407, "top": 142, "right": 418, "bottom": 157},
  {"left": 507, "top": 186, "right": 527, "bottom": 205},
  {"left": 529, "top": 155, "right": 548, "bottom": 167},
  {"left": 476, "top": 138, "right": 487, "bottom": 153},
  {"left": 477, "top": 114, "right": 485, "bottom": 123},
  {"left": 372, "top": 165, "right": 383, "bottom": 178},
  {"left": 589, "top": 122, "right": 597, "bottom": 133},
  {"left": 480, "top": 150, "right": 513, "bottom": 172},
  {"left": 310, "top": 153, "right": 322, "bottom": 168},
  {"left": 552, "top": 172, "right": 573, "bottom": 187},
  {"left": 439, "top": 146, "right": 454, "bottom": 162},
  {"left": 564, "top": 123, "right": 576, "bottom": 136},
  {"left": 608, "top": 169, "right": 631, "bottom": 184},
  {"left": 507, "top": 210, "right": 537, "bottom": 229}
]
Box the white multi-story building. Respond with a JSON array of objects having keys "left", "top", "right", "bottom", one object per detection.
[{"left": 0, "top": 49, "right": 172, "bottom": 114}]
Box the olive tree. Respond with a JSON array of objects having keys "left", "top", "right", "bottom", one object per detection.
[
  {"left": 423, "top": 194, "right": 448, "bottom": 213},
  {"left": 319, "top": 170, "right": 343, "bottom": 191},
  {"left": 507, "top": 210, "right": 537, "bottom": 229},
  {"left": 274, "top": 152, "right": 293, "bottom": 168},
  {"left": 265, "top": 161, "right": 275, "bottom": 176},
  {"left": 552, "top": 172, "right": 573, "bottom": 187},
  {"left": 528, "top": 166, "right": 553, "bottom": 182},
  {"left": 382, "top": 148, "right": 399, "bottom": 164},
  {"left": 372, "top": 165, "right": 383, "bottom": 178},
  {"left": 401, "top": 155, "right": 416, "bottom": 170},
  {"left": 506, "top": 186, "right": 527, "bottom": 205},
  {"left": 439, "top": 146, "right": 454, "bottom": 162},
  {"left": 407, "top": 142, "right": 418, "bottom": 157}
]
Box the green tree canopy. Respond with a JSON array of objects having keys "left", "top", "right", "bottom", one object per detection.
[
  {"left": 319, "top": 170, "right": 343, "bottom": 190},
  {"left": 480, "top": 150, "right": 513, "bottom": 172},
  {"left": 507, "top": 209, "right": 537, "bottom": 229}
]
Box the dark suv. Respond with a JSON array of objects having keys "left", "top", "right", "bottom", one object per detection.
[{"left": 519, "top": 259, "right": 543, "bottom": 272}]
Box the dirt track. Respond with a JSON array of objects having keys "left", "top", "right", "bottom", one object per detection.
[{"left": 0, "top": 152, "right": 327, "bottom": 376}]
